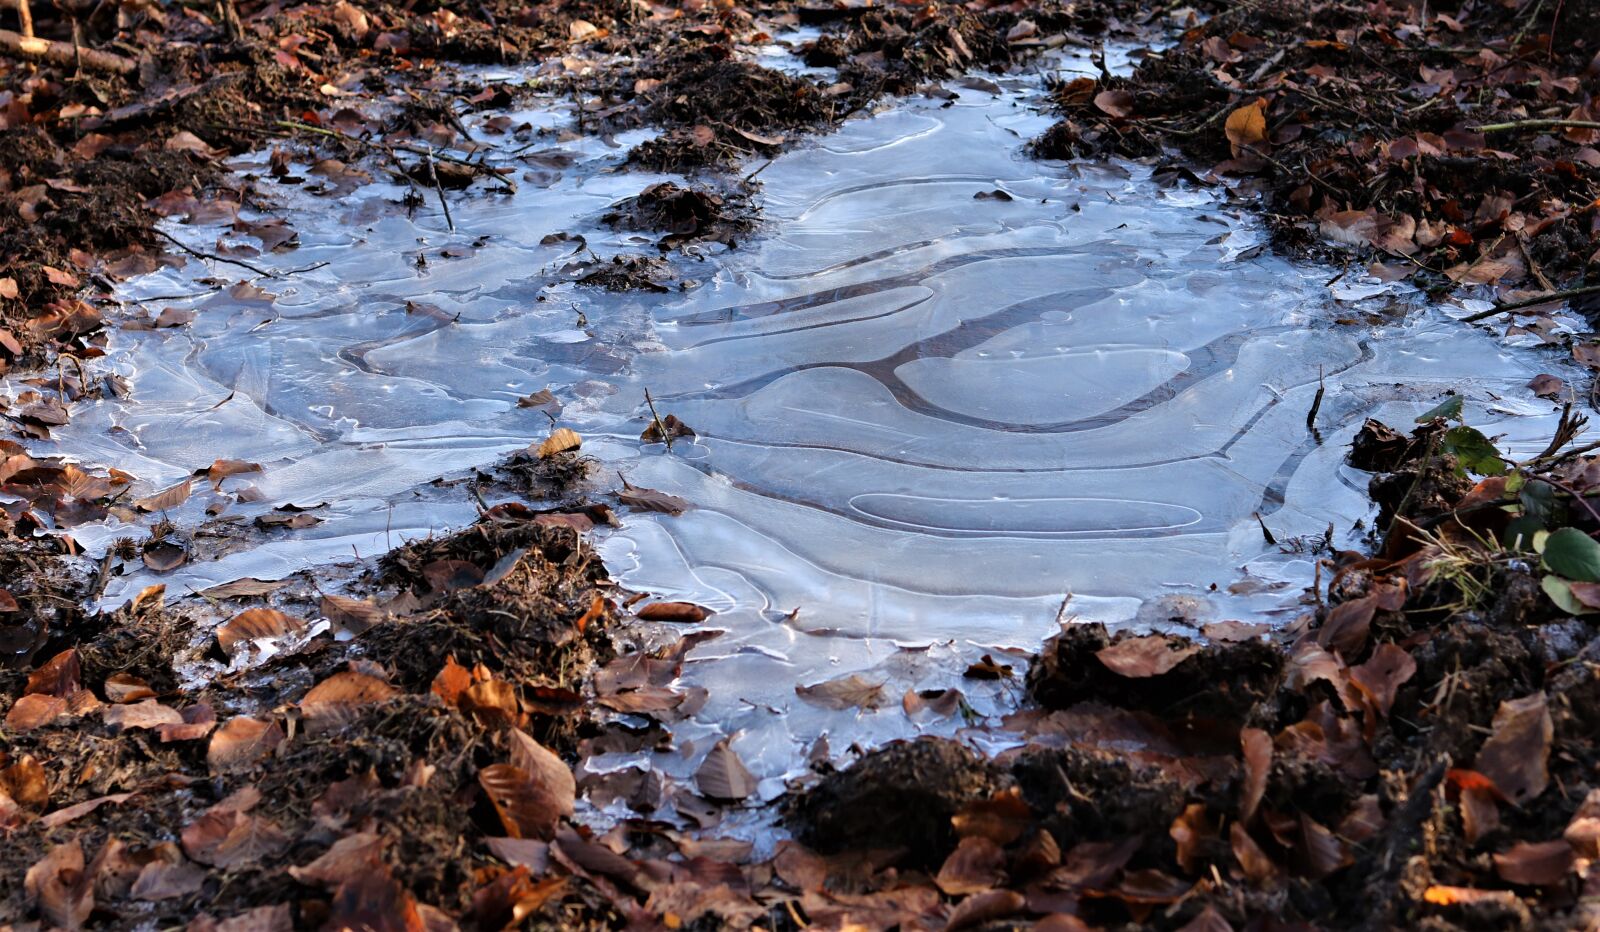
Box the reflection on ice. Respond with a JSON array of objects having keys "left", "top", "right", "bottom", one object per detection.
[{"left": 49, "top": 63, "right": 1581, "bottom": 785}]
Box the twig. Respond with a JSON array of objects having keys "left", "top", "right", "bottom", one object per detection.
[
  {"left": 644, "top": 388, "right": 671, "bottom": 451},
  {"left": 1472, "top": 118, "right": 1600, "bottom": 133},
  {"left": 1307, "top": 365, "right": 1325, "bottom": 433},
  {"left": 152, "top": 228, "right": 277, "bottom": 278},
  {"left": 1460, "top": 283, "right": 1600, "bottom": 322},
  {"left": 0, "top": 25, "right": 134, "bottom": 73},
  {"left": 425, "top": 147, "right": 455, "bottom": 233}
]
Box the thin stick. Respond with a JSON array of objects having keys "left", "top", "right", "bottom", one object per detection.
[
  {"left": 1473, "top": 118, "right": 1600, "bottom": 133},
  {"left": 153, "top": 228, "right": 277, "bottom": 278},
  {"left": 15, "top": 0, "right": 32, "bottom": 38},
  {"left": 1307, "top": 366, "right": 1325, "bottom": 433},
  {"left": 1461, "top": 283, "right": 1600, "bottom": 322},
  {"left": 644, "top": 388, "right": 671, "bottom": 450},
  {"left": 0, "top": 26, "right": 134, "bottom": 73},
  {"left": 426, "top": 147, "right": 455, "bottom": 232}
]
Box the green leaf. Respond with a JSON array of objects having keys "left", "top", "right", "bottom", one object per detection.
[
  {"left": 1504, "top": 472, "right": 1526, "bottom": 494},
  {"left": 1541, "top": 575, "right": 1592, "bottom": 614},
  {"left": 1416, "top": 396, "right": 1463, "bottom": 423},
  {"left": 1503, "top": 514, "right": 1544, "bottom": 551},
  {"left": 1542, "top": 527, "right": 1600, "bottom": 582},
  {"left": 1519, "top": 479, "right": 1559, "bottom": 526},
  {"left": 1442, "top": 426, "right": 1506, "bottom": 476}
]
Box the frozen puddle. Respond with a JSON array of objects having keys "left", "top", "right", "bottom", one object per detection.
[{"left": 44, "top": 56, "right": 1581, "bottom": 790}]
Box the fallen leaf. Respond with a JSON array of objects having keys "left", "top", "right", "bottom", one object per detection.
[
  {"left": 300, "top": 672, "right": 398, "bottom": 732},
  {"left": 537, "top": 428, "right": 582, "bottom": 458},
  {"left": 695, "top": 739, "right": 757, "bottom": 802},
  {"left": 618, "top": 485, "right": 691, "bottom": 514},
  {"left": 931, "top": 835, "right": 1006, "bottom": 895},
  {"left": 25, "top": 839, "right": 93, "bottom": 929},
  {"left": 104, "top": 673, "right": 157, "bottom": 703},
  {"left": 480, "top": 763, "right": 569, "bottom": 840},
  {"left": 134, "top": 479, "right": 192, "bottom": 513},
  {"left": 1225, "top": 99, "right": 1269, "bottom": 152},
  {"left": 102, "top": 700, "right": 184, "bottom": 732},
  {"left": 207, "top": 717, "right": 285, "bottom": 771},
  {"left": 1474, "top": 692, "right": 1552, "bottom": 803},
  {"left": 1240, "top": 728, "right": 1271, "bottom": 823},
  {"left": 795, "top": 673, "right": 886, "bottom": 711},
  {"left": 1096, "top": 635, "right": 1200, "bottom": 677},
  {"left": 636, "top": 601, "right": 713, "bottom": 623},
  {"left": 1493, "top": 840, "right": 1573, "bottom": 886},
  {"left": 215, "top": 608, "right": 305, "bottom": 657},
  {"left": 288, "top": 833, "right": 386, "bottom": 889},
  {"left": 1094, "top": 89, "right": 1135, "bottom": 119}
]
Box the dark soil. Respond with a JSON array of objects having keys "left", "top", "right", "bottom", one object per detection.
[{"left": 1034, "top": 0, "right": 1600, "bottom": 301}]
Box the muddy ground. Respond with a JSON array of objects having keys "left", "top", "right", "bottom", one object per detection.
[{"left": 4, "top": 0, "right": 1600, "bottom": 928}]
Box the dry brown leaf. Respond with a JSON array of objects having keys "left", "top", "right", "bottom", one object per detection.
[
  {"left": 25, "top": 839, "right": 93, "bottom": 930},
  {"left": 536, "top": 427, "right": 582, "bottom": 458},
  {"left": 300, "top": 671, "right": 398, "bottom": 732},
  {"left": 795, "top": 673, "right": 886, "bottom": 711},
  {"left": 936, "top": 836, "right": 1006, "bottom": 896},
  {"left": 1239, "top": 727, "right": 1272, "bottom": 824},
  {"left": 134, "top": 479, "right": 192, "bottom": 513},
  {"left": 102, "top": 700, "right": 184, "bottom": 733},
  {"left": 618, "top": 485, "right": 691, "bottom": 514},
  {"left": 320, "top": 594, "right": 384, "bottom": 634},
  {"left": 1094, "top": 89, "right": 1135, "bottom": 119},
  {"left": 1474, "top": 692, "right": 1552, "bottom": 803},
  {"left": 104, "top": 673, "right": 157, "bottom": 703},
  {"left": 6, "top": 693, "right": 69, "bottom": 732},
  {"left": 288, "top": 833, "right": 386, "bottom": 889},
  {"left": 1349, "top": 643, "right": 1416, "bottom": 718},
  {"left": 199, "top": 577, "right": 289, "bottom": 600},
  {"left": 480, "top": 764, "right": 568, "bottom": 840},
  {"left": 1, "top": 755, "right": 47, "bottom": 809},
  {"left": 216, "top": 608, "right": 305, "bottom": 657},
  {"left": 1095, "top": 635, "right": 1200, "bottom": 677},
  {"left": 1225, "top": 99, "right": 1268, "bottom": 150},
  {"left": 636, "top": 600, "right": 713, "bottom": 623},
  {"left": 695, "top": 739, "right": 757, "bottom": 802},
  {"left": 207, "top": 716, "right": 285, "bottom": 772},
  {"left": 1493, "top": 840, "right": 1573, "bottom": 886},
  {"left": 952, "top": 788, "right": 1033, "bottom": 845}
]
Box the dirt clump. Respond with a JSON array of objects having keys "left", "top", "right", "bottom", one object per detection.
[
  {"left": 1033, "top": 0, "right": 1600, "bottom": 298},
  {"left": 602, "top": 181, "right": 756, "bottom": 250},
  {"left": 788, "top": 737, "right": 1004, "bottom": 866}
]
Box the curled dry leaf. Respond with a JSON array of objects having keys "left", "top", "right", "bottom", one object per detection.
[
  {"left": 1225, "top": 99, "right": 1269, "bottom": 151},
  {"left": 1094, "top": 89, "right": 1135, "bottom": 119},
  {"left": 103, "top": 700, "right": 184, "bottom": 732},
  {"left": 618, "top": 485, "right": 691, "bottom": 515},
  {"left": 207, "top": 716, "right": 285, "bottom": 772},
  {"left": 695, "top": 739, "right": 758, "bottom": 802},
  {"left": 636, "top": 600, "right": 713, "bottom": 623},
  {"left": 1095, "top": 635, "right": 1200, "bottom": 678},
  {"left": 1349, "top": 643, "right": 1416, "bottom": 718},
  {"left": 215, "top": 608, "right": 305, "bottom": 657},
  {"left": 936, "top": 835, "right": 1007, "bottom": 895},
  {"left": 134, "top": 479, "right": 192, "bottom": 513},
  {"left": 300, "top": 671, "right": 399, "bottom": 732},
  {"left": 480, "top": 763, "right": 569, "bottom": 840},
  {"left": 320, "top": 593, "right": 384, "bottom": 634},
  {"left": 795, "top": 673, "right": 886, "bottom": 711},
  {"left": 1240, "top": 727, "right": 1271, "bottom": 824},
  {"left": 157, "top": 703, "right": 216, "bottom": 742},
  {"left": 104, "top": 673, "right": 156, "bottom": 703},
  {"left": 537, "top": 427, "right": 582, "bottom": 458},
  {"left": 25, "top": 838, "right": 93, "bottom": 930},
  {"left": 1493, "top": 840, "right": 1573, "bottom": 886},
  {"left": 288, "top": 832, "right": 386, "bottom": 889},
  {"left": 1474, "top": 692, "right": 1552, "bottom": 803}
]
